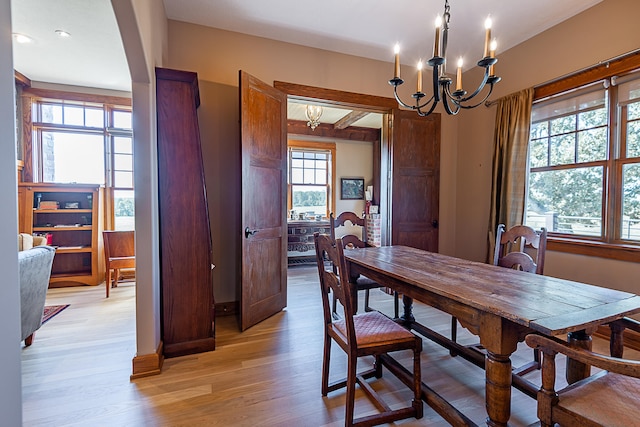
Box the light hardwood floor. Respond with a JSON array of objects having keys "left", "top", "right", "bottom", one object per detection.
[{"left": 21, "top": 266, "right": 636, "bottom": 426}]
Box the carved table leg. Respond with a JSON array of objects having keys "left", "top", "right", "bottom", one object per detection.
[
  {"left": 399, "top": 294, "right": 415, "bottom": 327},
  {"left": 485, "top": 351, "right": 512, "bottom": 427},
  {"left": 480, "top": 313, "right": 520, "bottom": 427},
  {"left": 566, "top": 330, "right": 592, "bottom": 384}
]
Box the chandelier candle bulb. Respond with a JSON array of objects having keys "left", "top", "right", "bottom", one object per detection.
[
  {"left": 417, "top": 61, "right": 423, "bottom": 93},
  {"left": 394, "top": 44, "right": 400, "bottom": 78},
  {"left": 456, "top": 58, "right": 463, "bottom": 91},
  {"left": 484, "top": 16, "right": 492, "bottom": 57},
  {"left": 433, "top": 15, "right": 442, "bottom": 57},
  {"left": 489, "top": 39, "right": 497, "bottom": 75}
]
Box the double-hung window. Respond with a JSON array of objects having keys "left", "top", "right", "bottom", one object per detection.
[
  {"left": 30, "top": 96, "right": 134, "bottom": 230},
  {"left": 287, "top": 141, "right": 335, "bottom": 218},
  {"left": 525, "top": 71, "right": 640, "bottom": 255}
]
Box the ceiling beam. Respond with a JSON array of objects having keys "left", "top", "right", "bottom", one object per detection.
[
  {"left": 287, "top": 120, "right": 380, "bottom": 143},
  {"left": 333, "top": 110, "right": 369, "bottom": 130}
]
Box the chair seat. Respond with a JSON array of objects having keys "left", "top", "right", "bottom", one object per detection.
[
  {"left": 354, "top": 275, "right": 382, "bottom": 291},
  {"left": 557, "top": 370, "right": 640, "bottom": 427},
  {"left": 331, "top": 311, "right": 417, "bottom": 348},
  {"left": 108, "top": 256, "right": 135, "bottom": 268}
]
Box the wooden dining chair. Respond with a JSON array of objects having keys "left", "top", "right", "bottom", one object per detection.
[
  {"left": 451, "top": 223, "right": 547, "bottom": 373},
  {"left": 330, "top": 212, "right": 398, "bottom": 318},
  {"left": 103, "top": 230, "right": 135, "bottom": 298},
  {"left": 493, "top": 223, "right": 547, "bottom": 274},
  {"left": 313, "top": 232, "right": 423, "bottom": 426},
  {"left": 525, "top": 333, "right": 640, "bottom": 427}
]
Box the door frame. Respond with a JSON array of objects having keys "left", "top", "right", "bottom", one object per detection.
[{"left": 273, "top": 81, "right": 397, "bottom": 244}]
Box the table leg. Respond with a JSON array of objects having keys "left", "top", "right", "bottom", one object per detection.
[
  {"left": 349, "top": 274, "right": 359, "bottom": 313},
  {"left": 399, "top": 294, "right": 415, "bottom": 327},
  {"left": 566, "top": 330, "right": 592, "bottom": 385},
  {"left": 609, "top": 321, "right": 625, "bottom": 358},
  {"left": 480, "top": 314, "right": 520, "bottom": 427},
  {"left": 485, "top": 351, "right": 512, "bottom": 427}
]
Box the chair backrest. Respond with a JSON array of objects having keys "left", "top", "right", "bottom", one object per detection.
[
  {"left": 493, "top": 224, "right": 547, "bottom": 274},
  {"left": 314, "top": 232, "right": 357, "bottom": 345},
  {"left": 330, "top": 211, "right": 368, "bottom": 248},
  {"left": 103, "top": 230, "right": 135, "bottom": 259}
]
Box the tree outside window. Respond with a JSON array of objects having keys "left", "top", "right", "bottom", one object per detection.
[{"left": 526, "top": 74, "right": 640, "bottom": 243}]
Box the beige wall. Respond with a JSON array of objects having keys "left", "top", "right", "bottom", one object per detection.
[
  {"left": 112, "top": 0, "right": 168, "bottom": 356},
  {"left": 167, "top": 21, "right": 458, "bottom": 303},
  {"left": 335, "top": 140, "right": 373, "bottom": 216},
  {"left": 456, "top": 0, "right": 640, "bottom": 295},
  {"left": 168, "top": 0, "right": 638, "bottom": 305}
]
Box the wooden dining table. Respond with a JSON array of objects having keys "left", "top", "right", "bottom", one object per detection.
[{"left": 343, "top": 245, "right": 640, "bottom": 427}]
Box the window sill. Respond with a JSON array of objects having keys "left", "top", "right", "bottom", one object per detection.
[{"left": 547, "top": 237, "right": 640, "bottom": 262}]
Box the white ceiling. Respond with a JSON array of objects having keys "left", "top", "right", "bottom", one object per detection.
[
  {"left": 11, "top": 0, "right": 602, "bottom": 94},
  {"left": 11, "top": 0, "right": 129, "bottom": 91}
]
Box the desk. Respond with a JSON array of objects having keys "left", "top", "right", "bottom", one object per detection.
[{"left": 344, "top": 245, "right": 640, "bottom": 427}]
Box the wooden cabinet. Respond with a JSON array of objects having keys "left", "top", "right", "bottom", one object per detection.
[
  {"left": 156, "top": 67, "right": 215, "bottom": 358},
  {"left": 287, "top": 220, "right": 330, "bottom": 265},
  {"left": 18, "top": 183, "right": 104, "bottom": 287}
]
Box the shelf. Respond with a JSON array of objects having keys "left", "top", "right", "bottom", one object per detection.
[
  {"left": 51, "top": 271, "right": 91, "bottom": 278},
  {"left": 33, "top": 208, "right": 93, "bottom": 214},
  {"left": 34, "top": 226, "right": 92, "bottom": 231},
  {"left": 55, "top": 246, "right": 92, "bottom": 254}
]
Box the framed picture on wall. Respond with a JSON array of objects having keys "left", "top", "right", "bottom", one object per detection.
[{"left": 341, "top": 177, "right": 365, "bottom": 200}]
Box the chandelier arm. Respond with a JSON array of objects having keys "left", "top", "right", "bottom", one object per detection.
[
  {"left": 453, "top": 67, "right": 491, "bottom": 103},
  {"left": 456, "top": 84, "right": 496, "bottom": 109},
  {"left": 441, "top": 85, "right": 461, "bottom": 115},
  {"left": 392, "top": 85, "right": 436, "bottom": 110},
  {"left": 416, "top": 96, "right": 440, "bottom": 116}
]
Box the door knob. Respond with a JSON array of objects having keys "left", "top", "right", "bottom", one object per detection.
[
  {"left": 245, "top": 227, "right": 258, "bottom": 238},
  {"left": 432, "top": 220, "right": 439, "bottom": 229}
]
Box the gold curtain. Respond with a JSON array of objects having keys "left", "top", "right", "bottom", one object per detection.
[{"left": 488, "top": 88, "right": 534, "bottom": 260}]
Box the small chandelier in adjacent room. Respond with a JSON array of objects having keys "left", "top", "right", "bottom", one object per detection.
[
  {"left": 389, "top": 0, "right": 501, "bottom": 116},
  {"left": 305, "top": 105, "right": 323, "bottom": 130}
]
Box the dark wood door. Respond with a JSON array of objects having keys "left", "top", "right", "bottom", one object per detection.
[
  {"left": 239, "top": 71, "right": 287, "bottom": 331},
  {"left": 389, "top": 109, "right": 440, "bottom": 252}
]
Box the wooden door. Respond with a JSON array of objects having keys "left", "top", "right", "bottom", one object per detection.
[
  {"left": 389, "top": 109, "right": 440, "bottom": 251},
  {"left": 239, "top": 71, "right": 287, "bottom": 331}
]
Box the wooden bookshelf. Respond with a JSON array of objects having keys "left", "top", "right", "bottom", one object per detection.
[{"left": 18, "top": 183, "right": 104, "bottom": 287}]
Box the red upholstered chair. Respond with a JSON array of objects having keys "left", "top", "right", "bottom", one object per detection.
[
  {"left": 526, "top": 334, "right": 640, "bottom": 427},
  {"left": 313, "top": 232, "right": 423, "bottom": 426},
  {"left": 103, "top": 231, "right": 135, "bottom": 298}
]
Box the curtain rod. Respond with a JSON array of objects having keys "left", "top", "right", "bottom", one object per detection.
[{"left": 485, "top": 47, "right": 640, "bottom": 108}]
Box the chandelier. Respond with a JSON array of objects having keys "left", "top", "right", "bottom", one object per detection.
[
  {"left": 389, "top": 0, "right": 500, "bottom": 116},
  {"left": 305, "top": 105, "right": 323, "bottom": 130}
]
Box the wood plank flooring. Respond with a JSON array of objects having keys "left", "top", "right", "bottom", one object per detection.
[{"left": 21, "top": 266, "right": 638, "bottom": 426}]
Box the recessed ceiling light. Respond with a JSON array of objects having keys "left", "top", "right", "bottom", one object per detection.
[
  {"left": 12, "top": 33, "right": 33, "bottom": 44},
  {"left": 55, "top": 30, "right": 71, "bottom": 38}
]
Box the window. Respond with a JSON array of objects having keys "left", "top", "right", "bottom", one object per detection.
[
  {"left": 287, "top": 141, "right": 335, "bottom": 218},
  {"left": 525, "top": 72, "right": 640, "bottom": 248},
  {"left": 30, "top": 96, "right": 134, "bottom": 230}
]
